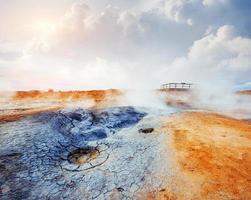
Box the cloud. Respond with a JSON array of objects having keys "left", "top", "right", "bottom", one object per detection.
[
  {"left": 29, "top": 2, "right": 93, "bottom": 53},
  {"left": 0, "top": 42, "right": 23, "bottom": 62},
  {"left": 160, "top": 25, "right": 251, "bottom": 85},
  {"left": 0, "top": 56, "right": 129, "bottom": 90},
  {"left": 117, "top": 10, "right": 144, "bottom": 37},
  {"left": 1, "top": 0, "right": 251, "bottom": 90},
  {"left": 27, "top": 1, "right": 202, "bottom": 64},
  {"left": 29, "top": 3, "right": 140, "bottom": 61},
  {"left": 157, "top": 0, "right": 194, "bottom": 25},
  {"left": 28, "top": 1, "right": 251, "bottom": 62}
]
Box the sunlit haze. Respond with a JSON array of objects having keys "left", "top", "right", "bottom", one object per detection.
[{"left": 0, "top": 0, "right": 251, "bottom": 90}]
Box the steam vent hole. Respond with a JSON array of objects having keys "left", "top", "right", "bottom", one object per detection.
[{"left": 68, "top": 147, "right": 99, "bottom": 165}]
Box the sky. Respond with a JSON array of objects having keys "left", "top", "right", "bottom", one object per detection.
[{"left": 0, "top": 0, "right": 251, "bottom": 90}]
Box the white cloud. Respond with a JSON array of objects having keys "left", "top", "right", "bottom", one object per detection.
[
  {"left": 152, "top": 0, "right": 233, "bottom": 28},
  {"left": 161, "top": 25, "right": 251, "bottom": 84},
  {"left": 29, "top": 3, "right": 132, "bottom": 59},
  {"left": 162, "top": 0, "right": 186, "bottom": 22},
  {"left": 0, "top": 0, "right": 251, "bottom": 90},
  {"left": 0, "top": 42, "right": 23, "bottom": 62},
  {"left": 29, "top": 2, "right": 93, "bottom": 53},
  {"left": 160, "top": 0, "right": 194, "bottom": 26},
  {"left": 117, "top": 10, "right": 144, "bottom": 36}
]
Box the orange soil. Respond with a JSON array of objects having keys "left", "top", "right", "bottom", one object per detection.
[
  {"left": 160, "top": 112, "right": 251, "bottom": 200},
  {"left": 13, "top": 89, "right": 122, "bottom": 102},
  {"left": 237, "top": 90, "right": 251, "bottom": 95},
  {"left": 146, "top": 189, "right": 177, "bottom": 200},
  {"left": 0, "top": 106, "right": 62, "bottom": 122},
  {"left": 0, "top": 90, "right": 122, "bottom": 122}
]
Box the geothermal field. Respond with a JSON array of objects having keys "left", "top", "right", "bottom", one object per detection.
[{"left": 0, "top": 89, "right": 251, "bottom": 200}]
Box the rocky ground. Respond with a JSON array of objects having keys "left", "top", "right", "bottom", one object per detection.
[{"left": 0, "top": 90, "right": 251, "bottom": 200}]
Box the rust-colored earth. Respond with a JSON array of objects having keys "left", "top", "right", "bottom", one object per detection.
[
  {"left": 0, "top": 89, "right": 122, "bottom": 122},
  {"left": 12, "top": 89, "right": 121, "bottom": 102},
  {"left": 1, "top": 90, "right": 251, "bottom": 200},
  {"left": 237, "top": 90, "right": 251, "bottom": 95},
  {"left": 0, "top": 106, "right": 62, "bottom": 122},
  {"left": 159, "top": 112, "right": 251, "bottom": 200}
]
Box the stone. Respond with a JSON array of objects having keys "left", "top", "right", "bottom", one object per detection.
[{"left": 138, "top": 128, "right": 154, "bottom": 134}]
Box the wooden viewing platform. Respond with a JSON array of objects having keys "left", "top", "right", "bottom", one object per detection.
[{"left": 161, "top": 82, "right": 192, "bottom": 90}]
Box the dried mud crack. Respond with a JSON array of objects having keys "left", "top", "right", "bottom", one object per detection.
[
  {"left": 2, "top": 105, "right": 249, "bottom": 200},
  {"left": 0, "top": 106, "right": 168, "bottom": 200}
]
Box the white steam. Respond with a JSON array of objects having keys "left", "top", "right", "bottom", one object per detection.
[{"left": 119, "top": 90, "right": 165, "bottom": 108}]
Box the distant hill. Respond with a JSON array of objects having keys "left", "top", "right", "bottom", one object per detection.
[{"left": 237, "top": 90, "right": 251, "bottom": 95}]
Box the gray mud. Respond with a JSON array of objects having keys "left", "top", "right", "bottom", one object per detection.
[{"left": 0, "top": 106, "right": 175, "bottom": 200}]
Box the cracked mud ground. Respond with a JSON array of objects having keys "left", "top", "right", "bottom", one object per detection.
[{"left": 0, "top": 106, "right": 170, "bottom": 200}]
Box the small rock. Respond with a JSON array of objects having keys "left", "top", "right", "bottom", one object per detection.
[
  {"left": 138, "top": 128, "right": 154, "bottom": 134},
  {"left": 116, "top": 187, "right": 124, "bottom": 192},
  {"left": 69, "top": 113, "right": 82, "bottom": 121}
]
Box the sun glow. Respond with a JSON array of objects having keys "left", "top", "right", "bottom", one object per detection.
[{"left": 32, "top": 21, "right": 55, "bottom": 33}]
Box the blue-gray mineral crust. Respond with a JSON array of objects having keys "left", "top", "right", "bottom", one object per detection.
[{"left": 0, "top": 106, "right": 162, "bottom": 200}]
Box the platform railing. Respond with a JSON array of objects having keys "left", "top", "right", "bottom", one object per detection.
[{"left": 161, "top": 83, "right": 192, "bottom": 90}]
